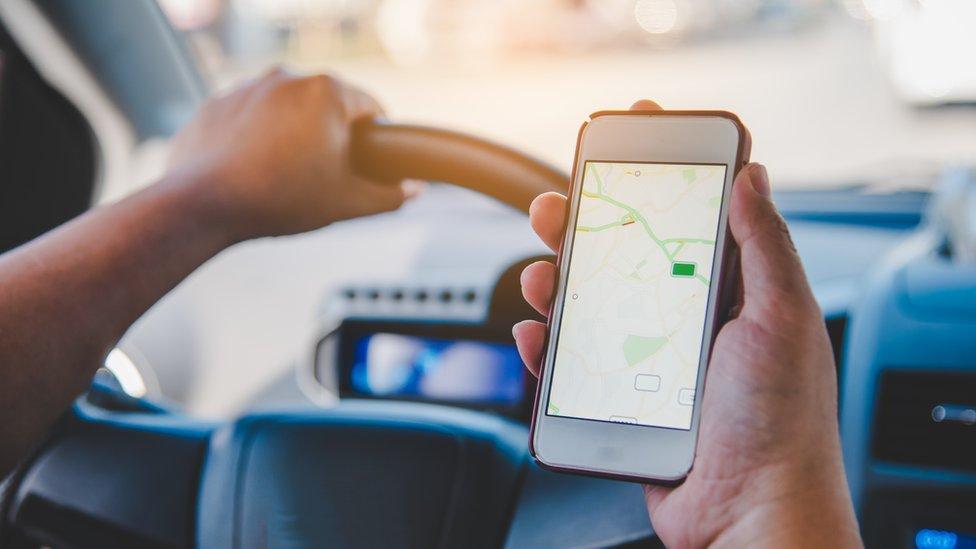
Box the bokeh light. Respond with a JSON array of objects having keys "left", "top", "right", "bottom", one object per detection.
[{"left": 634, "top": 0, "right": 679, "bottom": 34}]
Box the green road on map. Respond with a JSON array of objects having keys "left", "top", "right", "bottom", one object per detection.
[{"left": 579, "top": 164, "right": 713, "bottom": 286}]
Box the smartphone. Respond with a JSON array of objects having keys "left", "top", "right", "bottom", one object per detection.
[{"left": 529, "top": 110, "right": 750, "bottom": 484}]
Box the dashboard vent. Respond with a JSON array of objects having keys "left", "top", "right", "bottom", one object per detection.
[
  {"left": 340, "top": 286, "right": 480, "bottom": 305},
  {"left": 872, "top": 370, "right": 976, "bottom": 472},
  {"left": 322, "top": 284, "right": 489, "bottom": 323}
]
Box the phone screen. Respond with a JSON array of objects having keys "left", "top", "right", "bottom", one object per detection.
[{"left": 547, "top": 161, "right": 728, "bottom": 430}]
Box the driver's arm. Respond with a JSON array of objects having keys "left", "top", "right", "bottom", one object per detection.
[{"left": 0, "top": 69, "right": 413, "bottom": 476}]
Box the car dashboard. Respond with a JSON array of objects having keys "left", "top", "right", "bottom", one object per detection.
[{"left": 5, "top": 180, "right": 975, "bottom": 549}]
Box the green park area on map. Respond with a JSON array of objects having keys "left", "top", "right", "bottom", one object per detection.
[{"left": 622, "top": 335, "right": 667, "bottom": 367}]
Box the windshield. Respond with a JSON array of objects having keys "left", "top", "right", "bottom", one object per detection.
[
  {"left": 121, "top": 0, "right": 976, "bottom": 418},
  {"left": 161, "top": 0, "right": 976, "bottom": 188}
]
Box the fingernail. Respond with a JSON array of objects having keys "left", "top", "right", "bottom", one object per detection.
[
  {"left": 749, "top": 164, "right": 771, "bottom": 198},
  {"left": 512, "top": 322, "right": 522, "bottom": 340},
  {"left": 401, "top": 179, "right": 427, "bottom": 199},
  {"left": 519, "top": 267, "right": 528, "bottom": 288}
]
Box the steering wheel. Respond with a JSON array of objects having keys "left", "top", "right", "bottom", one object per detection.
[
  {"left": 2, "top": 123, "right": 655, "bottom": 549},
  {"left": 353, "top": 119, "right": 569, "bottom": 211}
]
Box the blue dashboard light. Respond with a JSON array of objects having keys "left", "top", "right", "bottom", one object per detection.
[
  {"left": 351, "top": 333, "right": 524, "bottom": 404},
  {"left": 916, "top": 529, "right": 959, "bottom": 549}
]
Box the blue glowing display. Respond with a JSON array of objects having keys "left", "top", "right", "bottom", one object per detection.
[
  {"left": 916, "top": 529, "right": 976, "bottom": 549},
  {"left": 351, "top": 333, "right": 524, "bottom": 404}
]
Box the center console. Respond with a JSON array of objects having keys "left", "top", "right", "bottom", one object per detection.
[{"left": 841, "top": 169, "right": 976, "bottom": 548}]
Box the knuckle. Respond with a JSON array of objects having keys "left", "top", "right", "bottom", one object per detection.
[
  {"left": 262, "top": 77, "right": 292, "bottom": 98},
  {"left": 263, "top": 65, "right": 288, "bottom": 80},
  {"left": 761, "top": 286, "right": 819, "bottom": 325},
  {"left": 769, "top": 211, "right": 797, "bottom": 253},
  {"left": 262, "top": 68, "right": 323, "bottom": 97},
  {"left": 742, "top": 204, "right": 797, "bottom": 257},
  {"left": 307, "top": 73, "right": 340, "bottom": 96}
]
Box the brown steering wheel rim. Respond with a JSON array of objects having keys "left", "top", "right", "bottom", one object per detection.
[{"left": 351, "top": 118, "right": 570, "bottom": 213}]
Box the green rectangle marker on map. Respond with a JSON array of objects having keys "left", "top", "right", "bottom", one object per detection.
[{"left": 671, "top": 262, "right": 696, "bottom": 277}]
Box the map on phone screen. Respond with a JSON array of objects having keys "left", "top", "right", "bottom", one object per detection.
[{"left": 547, "top": 161, "right": 727, "bottom": 430}]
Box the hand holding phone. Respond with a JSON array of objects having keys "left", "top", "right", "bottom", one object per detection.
[{"left": 514, "top": 104, "right": 860, "bottom": 546}]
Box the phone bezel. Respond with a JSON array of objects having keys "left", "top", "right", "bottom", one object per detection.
[{"left": 530, "top": 112, "right": 745, "bottom": 483}]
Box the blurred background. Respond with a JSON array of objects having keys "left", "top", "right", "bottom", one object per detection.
[
  {"left": 55, "top": 0, "right": 974, "bottom": 417},
  {"left": 3, "top": 4, "right": 972, "bottom": 544},
  {"left": 153, "top": 0, "right": 976, "bottom": 191}
]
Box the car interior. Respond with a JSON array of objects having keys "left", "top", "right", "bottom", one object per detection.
[{"left": 0, "top": 1, "right": 974, "bottom": 548}]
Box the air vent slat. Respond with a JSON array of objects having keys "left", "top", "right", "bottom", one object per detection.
[{"left": 871, "top": 370, "right": 976, "bottom": 472}]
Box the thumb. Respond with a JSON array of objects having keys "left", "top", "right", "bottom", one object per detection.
[{"left": 728, "top": 163, "right": 817, "bottom": 320}]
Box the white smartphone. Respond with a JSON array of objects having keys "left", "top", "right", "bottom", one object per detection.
[{"left": 529, "top": 110, "right": 749, "bottom": 484}]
